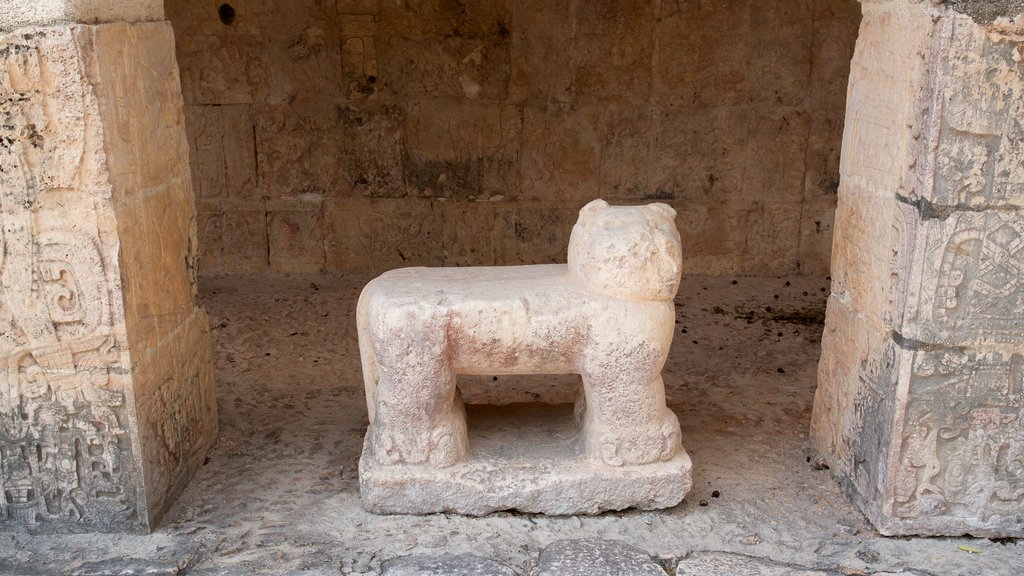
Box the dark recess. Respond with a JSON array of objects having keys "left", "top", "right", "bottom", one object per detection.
[{"left": 219, "top": 3, "right": 236, "bottom": 25}]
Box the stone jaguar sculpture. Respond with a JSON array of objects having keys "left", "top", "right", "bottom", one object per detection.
[{"left": 356, "top": 199, "right": 685, "bottom": 472}]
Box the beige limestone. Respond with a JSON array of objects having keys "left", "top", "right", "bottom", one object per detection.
[
  {"left": 0, "top": 22, "right": 215, "bottom": 532},
  {"left": 357, "top": 200, "right": 691, "bottom": 514},
  {"left": 164, "top": 0, "right": 862, "bottom": 278},
  {"left": 812, "top": 0, "right": 1024, "bottom": 537},
  {"left": 0, "top": 0, "right": 163, "bottom": 31}
]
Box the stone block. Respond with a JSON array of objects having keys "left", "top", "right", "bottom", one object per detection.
[
  {"left": 324, "top": 198, "right": 374, "bottom": 273},
  {"left": 676, "top": 552, "right": 840, "bottom": 576},
  {"left": 798, "top": 196, "right": 838, "bottom": 277},
  {"left": 812, "top": 298, "right": 902, "bottom": 500},
  {"left": 519, "top": 104, "right": 601, "bottom": 205},
  {"left": 743, "top": 108, "right": 810, "bottom": 203},
  {"left": 0, "top": 0, "right": 163, "bottom": 32},
  {"left": 371, "top": 199, "right": 443, "bottom": 272},
  {"left": 827, "top": 189, "right": 909, "bottom": 330},
  {"left": 509, "top": 0, "right": 574, "bottom": 103},
  {"left": 808, "top": 14, "right": 860, "bottom": 112},
  {"left": 811, "top": 0, "right": 862, "bottom": 23},
  {"left": 375, "top": 4, "right": 511, "bottom": 101},
  {"left": 175, "top": 32, "right": 262, "bottom": 105},
  {"left": 221, "top": 105, "right": 258, "bottom": 198},
  {"left": 255, "top": 102, "right": 346, "bottom": 197},
  {"left": 130, "top": 309, "right": 217, "bottom": 526},
  {"left": 814, "top": 0, "right": 1024, "bottom": 537},
  {"left": 671, "top": 202, "right": 746, "bottom": 276},
  {"left": 692, "top": 3, "right": 749, "bottom": 107},
  {"left": 442, "top": 201, "right": 496, "bottom": 266},
  {"left": 268, "top": 206, "right": 325, "bottom": 274},
  {"left": 338, "top": 103, "right": 406, "bottom": 198},
  {"left": 814, "top": 297, "right": 1024, "bottom": 536},
  {"left": 899, "top": 209, "right": 1024, "bottom": 349},
  {"left": 382, "top": 554, "right": 520, "bottom": 576},
  {"left": 196, "top": 209, "right": 224, "bottom": 277},
  {"left": 648, "top": 108, "right": 746, "bottom": 204},
  {"left": 358, "top": 201, "right": 690, "bottom": 515},
  {"left": 405, "top": 100, "right": 521, "bottom": 200},
  {"left": 256, "top": 101, "right": 405, "bottom": 199},
  {"left": 222, "top": 205, "right": 270, "bottom": 274},
  {"left": 743, "top": 203, "right": 802, "bottom": 276},
  {"left": 258, "top": 0, "right": 343, "bottom": 104},
  {"left": 931, "top": 100, "right": 1024, "bottom": 208},
  {"left": 804, "top": 108, "right": 845, "bottom": 199},
  {"left": 747, "top": 1, "right": 812, "bottom": 107},
  {"left": 114, "top": 175, "right": 198, "bottom": 354},
  {"left": 184, "top": 105, "right": 225, "bottom": 198},
  {"left": 530, "top": 539, "right": 664, "bottom": 576},
  {"left": 598, "top": 107, "right": 652, "bottom": 200},
  {"left": 573, "top": 0, "right": 653, "bottom": 102},
  {"left": 493, "top": 203, "right": 578, "bottom": 265},
  {"left": 650, "top": 8, "right": 701, "bottom": 108},
  {"left": 0, "top": 22, "right": 215, "bottom": 532},
  {"left": 340, "top": 14, "right": 381, "bottom": 100}
]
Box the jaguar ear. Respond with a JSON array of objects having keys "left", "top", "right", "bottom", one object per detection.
[
  {"left": 647, "top": 203, "right": 676, "bottom": 219},
  {"left": 580, "top": 199, "right": 609, "bottom": 217}
]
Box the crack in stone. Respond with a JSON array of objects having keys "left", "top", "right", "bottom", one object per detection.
[{"left": 894, "top": 192, "right": 1022, "bottom": 220}]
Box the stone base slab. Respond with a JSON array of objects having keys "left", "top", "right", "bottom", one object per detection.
[{"left": 359, "top": 404, "right": 692, "bottom": 515}]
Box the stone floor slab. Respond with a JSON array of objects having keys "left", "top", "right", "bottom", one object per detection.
[
  {"left": 381, "top": 553, "right": 521, "bottom": 576},
  {"left": 529, "top": 539, "right": 666, "bottom": 576}
]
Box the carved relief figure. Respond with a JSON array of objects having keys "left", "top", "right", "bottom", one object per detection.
[{"left": 358, "top": 200, "right": 684, "bottom": 475}]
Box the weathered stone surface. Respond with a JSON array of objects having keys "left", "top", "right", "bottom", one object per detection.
[
  {"left": 944, "top": 1, "right": 1024, "bottom": 25},
  {"left": 324, "top": 198, "right": 373, "bottom": 273},
  {"left": 676, "top": 552, "right": 841, "bottom": 576},
  {"left": 813, "top": 0, "right": 1024, "bottom": 537},
  {"left": 442, "top": 201, "right": 496, "bottom": 266},
  {"left": 381, "top": 553, "right": 520, "bottom": 576},
  {"left": 70, "top": 557, "right": 186, "bottom": 576},
  {"left": 221, "top": 201, "right": 269, "bottom": 274},
  {"left": 0, "top": 0, "right": 163, "bottom": 31},
  {"left": 268, "top": 200, "right": 325, "bottom": 274},
  {"left": 492, "top": 203, "right": 578, "bottom": 265},
  {"left": 358, "top": 201, "right": 690, "bottom": 515},
  {"left": 184, "top": 105, "right": 257, "bottom": 199},
  {"left": 165, "top": 0, "right": 859, "bottom": 277},
  {"left": 370, "top": 199, "right": 443, "bottom": 272},
  {"left": 405, "top": 101, "right": 521, "bottom": 200},
  {"left": 530, "top": 539, "right": 664, "bottom": 576},
  {"left": 0, "top": 22, "right": 216, "bottom": 532},
  {"left": 745, "top": 203, "right": 802, "bottom": 276}
]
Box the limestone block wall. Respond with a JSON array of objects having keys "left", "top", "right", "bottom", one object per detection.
[
  {"left": 166, "top": 0, "right": 861, "bottom": 277},
  {"left": 812, "top": 0, "right": 1024, "bottom": 536},
  {"left": 0, "top": 21, "right": 216, "bottom": 532}
]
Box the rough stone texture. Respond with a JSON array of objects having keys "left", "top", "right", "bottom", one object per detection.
[
  {"left": 6, "top": 275, "right": 1023, "bottom": 573},
  {"left": 0, "top": 0, "right": 163, "bottom": 32},
  {"left": 945, "top": 1, "right": 1024, "bottom": 25},
  {"left": 381, "top": 553, "right": 520, "bottom": 576},
  {"left": 0, "top": 23, "right": 216, "bottom": 532},
  {"left": 674, "top": 552, "right": 928, "bottom": 576},
  {"left": 358, "top": 201, "right": 690, "bottom": 514},
  {"left": 676, "top": 553, "right": 838, "bottom": 575},
  {"left": 529, "top": 539, "right": 665, "bottom": 576},
  {"left": 811, "top": 1, "right": 1024, "bottom": 536},
  {"left": 165, "top": 0, "right": 863, "bottom": 277}
]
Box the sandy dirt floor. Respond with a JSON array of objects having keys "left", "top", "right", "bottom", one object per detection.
[{"left": 0, "top": 274, "right": 1020, "bottom": 574}]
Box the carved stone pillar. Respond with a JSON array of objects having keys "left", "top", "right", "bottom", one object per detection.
[
  {"left": 0, "top": 2, "right": 217, "bottom": 532},
  {"left": 813, "top": 0, "right": 1024, "bottom": 536}
]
